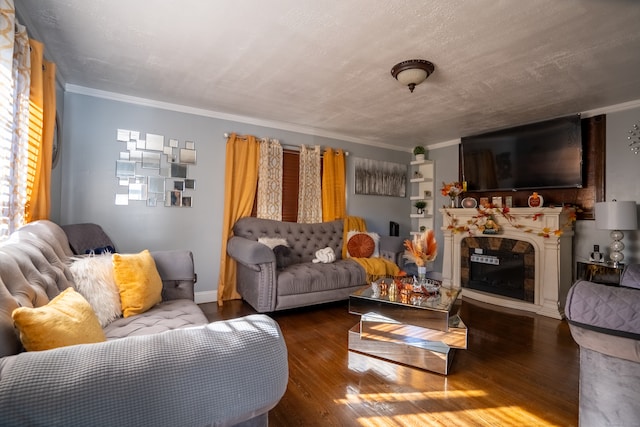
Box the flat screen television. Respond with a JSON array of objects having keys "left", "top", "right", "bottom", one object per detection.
[{"left": 460, "top": 115, "right": 583, "bottom": 192}]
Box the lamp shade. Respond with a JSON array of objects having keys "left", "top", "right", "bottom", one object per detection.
[
  {"left": 595, "top": 201, "right": 638, "bottom": 230},
  {"left": 396, "top": 68, "right": 428, "bottom": 87}
]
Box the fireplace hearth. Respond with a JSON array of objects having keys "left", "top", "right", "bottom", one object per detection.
[{"left": 440, "top": 207, "right": 574, "bottom": 319}]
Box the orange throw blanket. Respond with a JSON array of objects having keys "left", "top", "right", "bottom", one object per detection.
[
  {"left": 342, "top": 215, "right": 401, "bottom": 281},
  {"left": 350, "top": 257, "right": 400, "bottom": 282}
]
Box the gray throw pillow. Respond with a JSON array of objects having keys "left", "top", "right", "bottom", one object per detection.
[{"left": 273, "top": 245, "right": 291, "bottom": 270}]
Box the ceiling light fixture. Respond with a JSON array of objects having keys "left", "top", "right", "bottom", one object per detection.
[{"left": 390, "top": 59, "right": 435, "bottom": 93}]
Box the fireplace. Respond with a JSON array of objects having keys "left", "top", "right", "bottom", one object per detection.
[
  {"left": 461, "top": 237, "right": 534, "bottom": 303},
  {"left": 439, "top": 207, "right": 574, "bottom": 319}
]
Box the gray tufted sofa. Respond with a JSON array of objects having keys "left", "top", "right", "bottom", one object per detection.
[
  {"left": 565, "top": 264, "right": 640, "bottom": 426},
  {"left": 227, "top": 217, "right": 405, "bottom": 313},
  {"left": 0, "top": 220, "right": 288, "bottom": 427}
]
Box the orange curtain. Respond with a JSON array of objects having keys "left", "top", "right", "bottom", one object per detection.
[
  {"left": 25, "top": 39, "right": 56, "bottom": 221},
  {"left": 322, "top": 148, "right": 346, "bottom": 222},
  {"left": 217, "top": 134, "right": 259, "bottom": 305}
]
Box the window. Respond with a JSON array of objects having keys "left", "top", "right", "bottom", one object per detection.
[
  {"left": 251, "top": 149, "right": 321, "bottom": 222},
  {"left": 281, "top": 150, "right": 300, "bottom": 222},
  {"left": 0, "top": 17, "right": 53, "bottom": 239}
]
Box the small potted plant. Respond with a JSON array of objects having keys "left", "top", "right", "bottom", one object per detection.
[
  {"left": 413, "top": 145, "right": 426, "bottom": 161},
  {"left": 414, "top": 200, "right": 427, "bottom": 214}
]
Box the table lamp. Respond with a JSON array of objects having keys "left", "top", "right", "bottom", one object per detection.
[{"left": 595, "top": 200, "right": 638, "bottom": 267}]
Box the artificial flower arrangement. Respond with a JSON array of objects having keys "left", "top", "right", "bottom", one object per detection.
[
  {"left": 441, "top": 181, "right": 465, "bottom": 199},
  {"left": 403, "top": 229, "right": 437, "bottom": 266}
]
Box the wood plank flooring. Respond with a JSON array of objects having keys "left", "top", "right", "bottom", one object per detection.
[{"left": 199, "top": 297, "right": 579, "bottom": 427}]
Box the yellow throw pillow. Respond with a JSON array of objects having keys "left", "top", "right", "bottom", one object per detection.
[
  {"left": 112, "top": 249, "right": 163, "bottom": 318},
  {"left": 12, "top": 287, "right": 106, "bottom": 351}
]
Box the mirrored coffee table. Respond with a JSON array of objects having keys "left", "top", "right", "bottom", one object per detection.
[{"left": 348, "top": 280, "right": 467, "bottom": 375}]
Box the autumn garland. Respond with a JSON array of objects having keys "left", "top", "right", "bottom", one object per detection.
[{"left": 443, "top": 205, "right": 577, "bottom": 238}]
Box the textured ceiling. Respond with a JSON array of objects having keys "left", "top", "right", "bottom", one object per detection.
[{"left": 16, "top": 0, "right": 640, "bottom": 151}]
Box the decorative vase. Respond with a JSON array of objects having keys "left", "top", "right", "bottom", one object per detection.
[
  {"left": 449, "top": 196, "right": 458, "bottom": 208},
  {"left": 417, "top": 265, "right": 427, "bottom": 287},
  {"left": 415, "top": 154, "right": 425, "bottom": 162}
]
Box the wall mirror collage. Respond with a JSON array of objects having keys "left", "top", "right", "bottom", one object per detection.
[{"left": 115, "top": 128, "right": 197, "bottom": 207}]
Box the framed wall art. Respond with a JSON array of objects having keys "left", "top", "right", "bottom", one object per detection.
[{"left": 354, "top": 157, "right": 407, "bottom": 197}]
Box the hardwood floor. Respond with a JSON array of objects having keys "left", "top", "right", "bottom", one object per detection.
[{"left": 200, "top": 297, "right": 579, "bottom": 427}]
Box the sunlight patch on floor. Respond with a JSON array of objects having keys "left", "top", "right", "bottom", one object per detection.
[
  {"left": 334, "top": 391, "right": 561, "bottom": 426},
  {"left": 335, "top": 389, "right": 487, "bottom": 404},
  {"left": 355, "top": 406, "right": 560, "bottom": 427}
]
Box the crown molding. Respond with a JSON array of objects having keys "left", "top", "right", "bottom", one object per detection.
[
  {"left": 423, "top": 99, "right": 640, "bottom": 152},
  {"left": 64, "top": 84, "right": 640, "bottom": 153},
  {"left": 65, "top": 84, "right": 408, "bottom": 153},
  {"left": 426, "top": 138, "right": 461, "bottom": 150},
  {"left": 581, "top": 99, "right": 640, "bottom": 118}
]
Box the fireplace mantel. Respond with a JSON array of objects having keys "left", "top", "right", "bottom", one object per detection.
[{"left": 440, "top": 207, "right": 575, "bottom": 319}]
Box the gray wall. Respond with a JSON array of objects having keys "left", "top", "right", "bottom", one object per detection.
[
  {"left": 573, "top": 107, "right": 640, "bottom": 264},
  {"left": 56, "top": 93, "right": 411, "bottom": 301},
  {"left": 428, "top": 107, "right": 640, "bottom": 271}
]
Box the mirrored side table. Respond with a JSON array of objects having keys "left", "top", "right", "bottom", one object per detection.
[{"left": 576, "top": 260, "right": 624, "bottom": 285}]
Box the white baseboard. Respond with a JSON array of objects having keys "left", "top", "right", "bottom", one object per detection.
[{"left": 195, "top": 290, "right": 217, "bottom": 304}]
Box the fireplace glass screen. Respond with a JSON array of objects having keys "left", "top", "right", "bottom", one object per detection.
[
  {"left": 460, "top": 237, "right": 535, "bottom": 303},
  {"left": 468, "top": 250, "right": 525, "bottom": 300}
]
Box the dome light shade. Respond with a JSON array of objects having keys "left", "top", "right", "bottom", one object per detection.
[{"left": 391, "top": 59, "right": 435, "bottom": 93}]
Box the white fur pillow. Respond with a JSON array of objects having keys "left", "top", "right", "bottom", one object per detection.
[
  {"left": 258, "top": 237, "right": 289, "bottom": 249},
  {"left": 69, "top": 254, "right": 122, "bottom": 327}
]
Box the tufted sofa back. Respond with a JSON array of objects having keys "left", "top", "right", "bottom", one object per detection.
[
  {"left": 0, "top": 220, "right": 75, "bottom": 357},
  {"left": 233, "top": 217, "right": 344, "bottom": 264}
]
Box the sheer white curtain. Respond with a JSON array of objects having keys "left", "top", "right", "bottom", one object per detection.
[
  {"left": 0, "top": 0, "right": 31, "bottom": 239},
  {"left": 256, "top": 138, "right": 283, "bottom": 220},
  {"left": 297, "top": 144, "right": 322, "bottom": 223}
]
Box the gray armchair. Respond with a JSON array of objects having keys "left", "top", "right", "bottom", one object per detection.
[{"left": 566, "top": 263, "right": 640, "bottom": 426}]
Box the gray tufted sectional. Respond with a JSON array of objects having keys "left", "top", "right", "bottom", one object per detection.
[
  {"left": 565, "top": 264, "right": 640, "bottom": 426},
  {"left": 227, "top": 217, "right": 405, "bottom": 313},
  {"left": 0, "top": 220, "right": 288, "bottom": 427}
]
